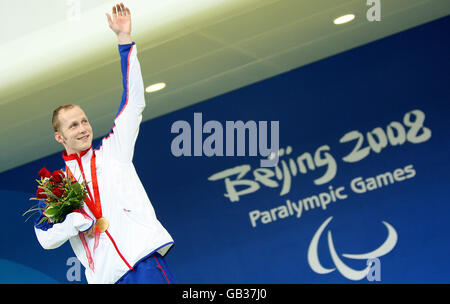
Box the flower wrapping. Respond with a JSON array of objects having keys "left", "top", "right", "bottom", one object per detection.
[{"left": 24, "top": 167, "right": 89, "bottom": 224}]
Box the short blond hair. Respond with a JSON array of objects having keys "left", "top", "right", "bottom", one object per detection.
[{"left": 52, "top": 104, "right": 80, "bottom": 132}]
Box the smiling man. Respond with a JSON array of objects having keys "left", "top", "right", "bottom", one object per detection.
[
  {"left": 53, "top": 105, "right": 93, "bottom": 156},
  {"left": 33, "top": 3, "right": 176, "bottom": 284}
]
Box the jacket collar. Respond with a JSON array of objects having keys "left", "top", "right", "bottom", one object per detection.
[{"left": 62, "top": 144, "right": 93, "bottom": 162}]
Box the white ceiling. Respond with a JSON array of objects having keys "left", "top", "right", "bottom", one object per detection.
[{"left": 0, "top": 0, "right": 449, "bottom": 173}]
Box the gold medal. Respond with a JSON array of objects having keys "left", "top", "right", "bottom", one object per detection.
[{"left": 95, "top": 217, "right": 109, "bottom": 233}]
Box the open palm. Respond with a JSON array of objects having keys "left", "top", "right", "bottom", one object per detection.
[{"left": 106, "top": 3, "right": 131, "bottom": 36}]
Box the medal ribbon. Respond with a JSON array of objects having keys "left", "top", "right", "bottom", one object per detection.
[
  {"left": 66, "top": 152, "right": 103, "bottom": 219},
  {"left": 66, "top": 152, "right": 103, "bottom": 272},
  {"left": 75, "top": 209, "right": 98, "bottom": 272}
]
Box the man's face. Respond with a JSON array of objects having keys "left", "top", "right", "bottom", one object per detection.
[{"left": 55, "top": 106, "right": 93, "bottom": 155}]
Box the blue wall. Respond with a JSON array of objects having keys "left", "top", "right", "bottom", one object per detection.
[{"left": 1, "top": 16, "right": 449, "bottom": 283}]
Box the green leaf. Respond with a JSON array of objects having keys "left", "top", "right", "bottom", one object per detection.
[
  {"left": 65, "top": 188, "right": 74, "bottom": 199},
  {"left": 22, "top": 207, "right": 43, "bottom": 216},
  {"left": 24, "top": 211, "right": 40, "bottom": 223},
  {"left": 71, "top": 183, "right": 82, "bottom": 193},
  {"left": 44, "top": 207, "right": 59, "bottom": 217},
  {"left": 37, "top": 217, "right": 48, "bottom": 225}
]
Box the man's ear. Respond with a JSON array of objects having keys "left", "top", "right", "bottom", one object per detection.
[{"left": 54, "top": 131, "right": 65, "bottom": 144}]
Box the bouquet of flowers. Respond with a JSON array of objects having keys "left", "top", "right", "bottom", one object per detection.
[{"left": 24, "top": 167, "right": 89, "bottom": 224}]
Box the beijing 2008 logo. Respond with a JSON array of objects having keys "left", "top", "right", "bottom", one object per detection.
[{"left": 307, "top": 216, "right": 397, "bottom": 281}]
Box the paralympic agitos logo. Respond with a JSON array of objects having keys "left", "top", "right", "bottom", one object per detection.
[{"left": 307, "top": 216, "right": 398, "bottom": 281}]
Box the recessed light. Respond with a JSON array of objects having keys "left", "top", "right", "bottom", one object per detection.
[
  {"left": 145, "top": 82, "right": 166, "bottom": 93},
  {"left": 333, "top": 14, "right": 355, "bottom": 25}
]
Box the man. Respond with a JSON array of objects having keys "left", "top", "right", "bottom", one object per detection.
[{"left": 34, "top": 3, "right": 176, "bottom": 284}]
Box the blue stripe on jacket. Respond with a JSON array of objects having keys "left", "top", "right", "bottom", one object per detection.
[
  {"left": 95, "top": 42, "right": 135, "bottom": 151},
  {"left": 116, "top": 42, "right": 136, "bottom": 119}
]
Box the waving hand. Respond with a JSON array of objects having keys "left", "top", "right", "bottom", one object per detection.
[{"left": 106, "top": 3, "right": 132, "bottom": 44}]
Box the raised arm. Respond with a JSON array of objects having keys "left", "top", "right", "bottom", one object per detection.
[{"left": 99, "top": 3, "right": 146, "bottom": 163}]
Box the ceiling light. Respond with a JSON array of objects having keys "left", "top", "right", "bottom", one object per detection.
[
  {"left": 333, "top": 14, "right": 355, "bottom": 25},
  {"left": 145, "top": 82, "right": 166, "bottom": 93}
]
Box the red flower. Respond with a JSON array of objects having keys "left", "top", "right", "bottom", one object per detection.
[
  {"left": 51, "top": 170, "right": 64, "bottom": 183},
  {"left": 52, "top": 188, "right": 64, "bottom": 198},
  {"left": 36, "top": 188, "right": 47, "bottom": 199},
  {"left": 38, "top": 167, "right": 51, "bottom": 178}
]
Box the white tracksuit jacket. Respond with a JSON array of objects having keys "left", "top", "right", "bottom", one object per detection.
[{"left": 34, "top": 42, "right": 174, "bottom": 284}]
